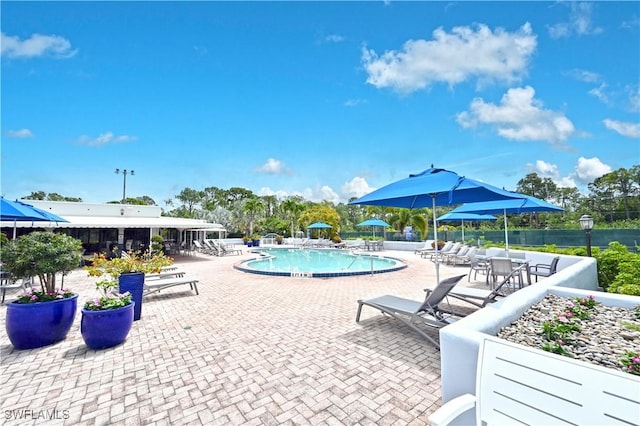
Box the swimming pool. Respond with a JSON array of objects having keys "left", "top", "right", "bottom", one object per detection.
[{"left": 235, "top": 248, "right": 407, "bottom": 278}]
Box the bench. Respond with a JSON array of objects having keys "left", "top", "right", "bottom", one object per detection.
[
  {"left": 144, "top": 276, "right": 199, "bottom": 296},
  {"left": 429, "top": 335, "right": 640, "bottom": 426}
]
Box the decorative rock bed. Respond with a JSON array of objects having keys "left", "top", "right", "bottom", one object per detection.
[{"left": 497, "top": 294, "right": 640, "bottom": 374}]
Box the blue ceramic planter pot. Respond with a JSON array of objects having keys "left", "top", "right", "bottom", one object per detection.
[
  {"left": 118, "top": 272, "right": 144, "bottom": 321},
  {"left": 5, "top": 294, "right": 78, "bottom": 350},
  {"left": 81, "top": 302, "right": 135, "bottom": 350}
]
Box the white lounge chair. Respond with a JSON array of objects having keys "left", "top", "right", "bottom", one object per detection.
[{"left": 144, "top": 276, "right": 199, "bottom": 296}]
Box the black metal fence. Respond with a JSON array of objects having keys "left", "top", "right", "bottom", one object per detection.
[{"left": 343, "top": 229, "right": 639, "bottom": 251}]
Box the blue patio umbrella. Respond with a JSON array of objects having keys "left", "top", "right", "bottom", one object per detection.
[
  {"left": 436, "top": 212, "right": 497, "bottom": 241},
  {"left": 1, "top": 201, "right": 68, "bottom": 240},
  {"left": 356, "top": 218, "right": 391, "bottom": 237},
  {"left": 450, "top": 195, "right": 564, "bottom": 252},
  {"left": 1, "top": 197, "right": 68, "bottom": 239},
  {"left": 307, "top": 221, "right": 332, "bottom": 238},
  {"left": 350, "top": 167, "right": 523, "bottom": 283}
]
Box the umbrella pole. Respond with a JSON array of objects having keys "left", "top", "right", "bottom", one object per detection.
[
  {"left": 503, "top": 208, "right": 509, "bottom": 254},
  {"left": 461, "top": 219, "right": 465, "bottom": 242},
  {"left": 432, "top": 196, "right": 440, "bottom": 285}
]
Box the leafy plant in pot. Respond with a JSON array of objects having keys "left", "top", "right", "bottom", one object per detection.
[
  {"left": 81, "top": 279, "right": 134, "bottom": 350},
  {"left": 0, "top": 231, "right": 83, "bottom": 350},
  {"left": 85, "top": 249, "right": 173, "bottom": 321}
]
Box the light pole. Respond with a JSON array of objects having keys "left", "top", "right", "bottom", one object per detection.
[
  {"left": 579, "top": 214, "right": 594, "bottom": 257},
  {"left": 115, "top": 169, "right": 134, "bottom": 203}
]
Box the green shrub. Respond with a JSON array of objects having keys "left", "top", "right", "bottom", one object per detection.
[{"left": 592, "top": 242, "right": 640, "bottom": 295}]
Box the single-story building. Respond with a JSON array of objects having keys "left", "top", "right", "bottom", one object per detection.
[{"left": 0, "top": 200, "right": 225, "bottom": 256}]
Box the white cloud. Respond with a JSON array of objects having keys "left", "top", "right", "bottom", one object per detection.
[
  {"left": 533, "top": 160, "right": 561, "bottom": 179},
  {"left": 341, "top": 176, "right": 375, "bottom": 200},
  {"left": 299, "top": 185, "right": 340, "bottom": 204},
  {"left": 7, "top": 128, "right": 34, "bottom": 138},
  {"left": 256, "top": 187, "right": 290, "bottom": 199},
  {"left": 628, "top": 85, "right": 640, "bottom": 112},
  {"left": 456, "top": 86, "right": 576, "bottom": 144},
  {"left": 566, "top": 68, "right": 602, "bottom": 83},
  {"left": 344, "top": 99, "right": 367, "bottom": 107},
  {"left": 362, "top": 22, "right": 536, "bottom": 93},
  {"left": 602, "top": 119, "right": 640, "bottom": 138},
  {"left": 588, "top": 83, "right": 610, "bottom": 105},
  {"left": 253, "top": 158, "right": 292, "bottom": 175},
  {"left": 78, "top": 132, "right": 137, "bottom": 146},
  {"left": 528, "top": 158, "right": 612, "bottom": 189},
  {"left": 1, "top": 32, "right": 77, "bottom": 59},
  {"left": 574, "top": 157, "right": 612, "bottom": 184},
  {"left": 547, "top": 2, "right": 602, "bottom": 39},
  {"left": 325, "top": 34, "right": 344, "bottom": 43}
]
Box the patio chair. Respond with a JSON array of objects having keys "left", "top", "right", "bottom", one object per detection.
[
  {"left": 425, "top": 267, "right": 526, "bottom": 311},
  {"left": 468, "top": 252, "right": 489, "bottom": 282},
  {"left": 0, "top": 277, "right": 32, "bottom": 304},
  {"left": 487, "top": 257, "right": 524, "bottom": 289},
  {"left": 144, "top": 275, "right": 199, "bottom": 296},
  {"left": 529, "top": 256, "right": 560, "bottom": 282},
  {"left": 203, "top": 239, "right": 220, "bottom": 256},
  {"left": 421, "top": 241, "right": 453, "bottom": 259},
  {"left": 414, "top": 240, "right": 435, "bottom": 255},
  {"left": 217, "top": 241, "right": 242, "bottom": 256},
  {"left": 443, "top": 245, "right": 469, "bottom": 264},
  {"left": 355, "top": 274, "right": 467, "bottom": 348},
  {"left": 452, "top": 246, "right": 477, "bottom": 266}
]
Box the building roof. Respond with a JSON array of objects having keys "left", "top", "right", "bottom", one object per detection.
[
  {"left": 2, "top": 216, "right": 226, "bottom": 231},
  {"left": 1, "top": 201, "right": 225, "bottom": 231}
]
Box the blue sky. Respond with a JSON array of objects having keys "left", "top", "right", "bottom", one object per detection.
[{"left": 2, "top": 1, "right": 639, "bottom": 206}]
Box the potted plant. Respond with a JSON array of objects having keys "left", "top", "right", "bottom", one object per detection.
[
  {"left": 251, "top": 234, "right": 261, "bottom": 247},
  {"left": 0, "top": 231, "right": 83, "bottom": 350},
  {"left": 150, "top": 235, "right": 165, "bottom": 254},
  {"left": 81, "top": 279, "right": 134, "bottom": 350},
  {"left": 85, "top": 249, "right": 173, "bottom": 321},
  {"left": 275, "top": 235, "right": 284, "bottom": 245},
  {"left": 242, "top": 236, "right": 251, "bottom": 246}
]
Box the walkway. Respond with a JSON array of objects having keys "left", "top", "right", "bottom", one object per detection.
[{"left": 0, "top": 248, "right": 479, "bottom": 425}]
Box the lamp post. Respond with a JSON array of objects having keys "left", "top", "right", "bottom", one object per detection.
[
  {"left": 579, "top": 214, "right": 594, "bottom": 257},
  {"left": 115, "top": 169, "right": 134, "bottom": 203}
]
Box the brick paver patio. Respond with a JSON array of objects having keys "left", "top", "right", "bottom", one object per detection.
[{"left": 1, "top": 247, "right": 478, "bottom": 425}]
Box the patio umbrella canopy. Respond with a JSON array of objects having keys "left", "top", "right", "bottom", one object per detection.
[
  {"left": 307, "top": 221, "right": 332, "bottom": 238},
  {"left": 1, "top": 197, "right": 69, "bottom": 239},
  {"left": 450, "top": 195, "right": 564, "bottom": 252},
  {"left": 356, "top": 218, "right": 390, "bottom": 238},
  {"left": 1, "top": 197, "right": 68, "bottom": 222},
  {"left": 350, "top": 167, "right": 523, "bottom": 283},
  {"left": 436, "top": 212, "right": 497, "bottom": 241}
]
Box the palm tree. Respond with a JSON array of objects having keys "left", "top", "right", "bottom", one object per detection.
[
  {"left": 389, "top": 208, "right": 429, "bottom": 240},
  {"left": 281, "top": 197, "right": 305, "bottom": 237},
  {"left": 242, "top": 198, "right": 265, "bottom": 237}
]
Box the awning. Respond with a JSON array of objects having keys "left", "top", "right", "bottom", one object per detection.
[{"left": 1, "top": 215, "right": 225, "bottom": 231}]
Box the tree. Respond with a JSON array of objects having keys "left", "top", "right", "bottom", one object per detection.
[
  {"left": 175, "top": 188, "right": 205, "bottom": 217},
  {"left": 281, "top": 196, "right": 306, "bottom": 237},
  {"left": 589, "top": 167, "right": 640, "bottom": 221},
  {"left": 388, "top": 208, "right": 428, "bottom": 240},
  {"left": 0, "top": 232, "right": 83, "bottom": 294},
  {"left": 22, "top": 191, "right": 82, "bottom": 202},
  {"left": 299, "top": 203, "right": 341, "bottom": 239},
  {"left": 242, "top": 197, "right": 265, "bottom": 237}
]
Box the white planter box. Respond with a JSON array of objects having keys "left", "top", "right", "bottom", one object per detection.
[{"left": 438, "top": 282, "right": 640, "bottom": 425}]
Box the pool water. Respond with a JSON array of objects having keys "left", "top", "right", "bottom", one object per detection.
[{"left": 235, "top": 248, "right": 407, "bottom": 278}]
